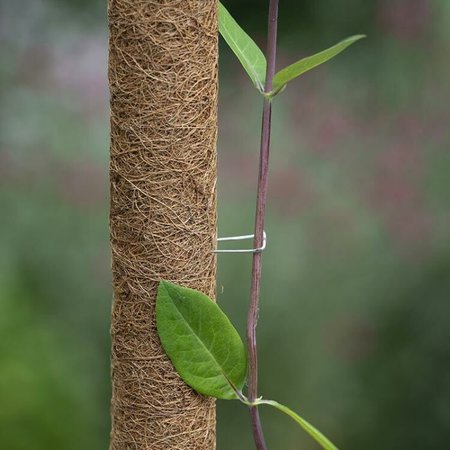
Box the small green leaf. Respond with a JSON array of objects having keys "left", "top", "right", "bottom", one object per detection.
[
  {"left": 218, "top": 2, "right": 267, "bottom": 92},
  {"left": 156, "top": 280, "right": 247, "bottom": 400},
  {"left": 255, "top": 399, "right": 339, "bottom": 450},
  {"left": 270, "top": 35, "right": 366, "bottom": 96}
]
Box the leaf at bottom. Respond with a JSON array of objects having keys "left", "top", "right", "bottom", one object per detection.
[{"left": 156, "top": 280, "right": 247, "bottom": 400}]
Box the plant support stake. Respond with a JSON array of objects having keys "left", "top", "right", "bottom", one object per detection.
[
  {"left": 108, "top": 1, "right": 219, "bottom": 449},
  {"left": 247, "top": 1, "right": 279, "bottom": 449}
]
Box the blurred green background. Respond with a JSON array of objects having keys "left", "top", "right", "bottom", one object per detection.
[{"left": 1, "top": 0, "right": 449, "bottom": 449}]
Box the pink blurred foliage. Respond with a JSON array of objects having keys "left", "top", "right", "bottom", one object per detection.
[
  {"left": 220, "top": 153, "right": 256, "bottom": 192},
  {"left": 377, "top": 0, "right": 432, "bottom": 41},
  {"left": 285, "top": 69, "right": 435, "bottom": 258},
  {"left": 90, "top": 247, "right": 111, "bottom": 286},
  {"left": 0, "top": 149, "right": 106, "bottom": 211},
  {"left": 56, "top": 162, "right": 107, "bottom": 210},
  {"left": 49, "top": 34, "right": 108, "bottom": 108},
  {"left": 15, "top": 33, "right": 108, "bottom": 117},
  {"left": 326, "top": 312, "right": 377, "bottom": 363},
  {"left": 369, "top": 114, "right": 433, "bottom": 256},
  {"left": 0, "top": 150, "right": 14, "bottom": 184},
  {"left": 310, "top": 104, "right": 361, "bottom": 155},
  {"left": 0, "top": 150, "right": 52, "bottom": 190},
  {"left": 269, "top": 166, "right": 316, "bottom": 216},
  {"left": 4, "top": 31, "right": 108, "bottom": 210},
  {"left": 16, "top": 44, "right": 53, "bottom": 89},
  {"left": 307, "top": 206, "right": 361, "bottom": 259},
  {"left": 288, "top": 77, "right": 364, "bottom": 156}
]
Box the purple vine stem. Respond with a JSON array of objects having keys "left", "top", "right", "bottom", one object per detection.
[{"left": 247, "top": 0, "right": 279, "bottom": 449}]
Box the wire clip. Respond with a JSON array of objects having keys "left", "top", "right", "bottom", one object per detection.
[{"left": 214, "top": 231, "right": 267, "bottom": 254}]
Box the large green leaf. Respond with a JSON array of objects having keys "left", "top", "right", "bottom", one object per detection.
[
  {"left": 271, "top": 35, "right": 366, "bottom": 96},
  {"left": 255, "top": 399, "right": 339, "bottom": 450},
  {"left": 218, "top": 2, "right": 266, "bottom": 92},
  {"left": 156, "top": 280, "right": 247, "bottom": 400}
]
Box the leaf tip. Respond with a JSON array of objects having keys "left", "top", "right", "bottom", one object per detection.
[
  {"left": 346, "top": 34, "right": 367, "bottom": 43},
  {"left": 157, "top": 280, "right": 177, "bottom": 305},
  {"left": 157, "top": 279, "right": 169, "bottom": 292}
]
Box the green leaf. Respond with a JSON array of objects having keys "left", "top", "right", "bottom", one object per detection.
[
  {"left": 270, "top": 35, "right": 366, "bottom": 96},
  {"left": 156, "top": 280, "right": 247, "bottom": 400},
  {"left": 218, "top": 2, "right": 266, "bottom": 92},
  {"left": 255, "top": 399, "right": 339, "bottom": 450}
]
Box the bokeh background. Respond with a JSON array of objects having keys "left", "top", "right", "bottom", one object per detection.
[{"left": 1, "top": 0, "right": 449, "bottom": 449}]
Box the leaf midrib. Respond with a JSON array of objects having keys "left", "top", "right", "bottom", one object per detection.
[
  {"left": 220, "top": 22, "right": 261, "bottom": 88},
  {"left": 166, "top": 287, "right": 235, "bottom": 391},
  {"left": 219, "top": 4, "right": 265, "bottom": 91}
]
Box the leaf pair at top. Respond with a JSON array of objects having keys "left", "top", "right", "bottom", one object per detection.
[
  {"left": 218, "top": 2, "right": 365, "bottom": 98},
  {"left": 156, "top": 281, "right": 339, "bottom": 450}
]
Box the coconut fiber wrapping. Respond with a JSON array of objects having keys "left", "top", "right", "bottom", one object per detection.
[{"left": 108, "top": 0, "right": 218, "bottom": 448}]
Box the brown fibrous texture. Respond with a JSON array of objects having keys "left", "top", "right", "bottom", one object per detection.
[{"left": 108, "top": 1, "right": 218, "bottom": 449}]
